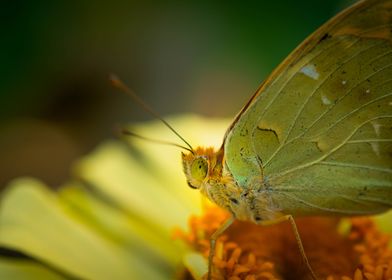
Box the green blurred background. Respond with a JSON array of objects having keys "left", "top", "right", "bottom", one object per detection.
[{"left": 0, "top": 0, "right": 354, "bottom": 187}]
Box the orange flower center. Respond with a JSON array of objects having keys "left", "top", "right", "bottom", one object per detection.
[{"left": 174, "top": 206, "right": 392, "bottom": 280}]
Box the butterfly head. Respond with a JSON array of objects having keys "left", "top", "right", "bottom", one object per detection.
[{"left": 182, "top": 147, "right": 223, "bottom": 190}]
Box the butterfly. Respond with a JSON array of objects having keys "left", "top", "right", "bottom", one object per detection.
[{"left": 180, "top": 0, "right": 392, "bottom": 279}]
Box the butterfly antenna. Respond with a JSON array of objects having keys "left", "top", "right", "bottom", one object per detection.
[
  {"left": 121, "top": 128, "right": 194, "bottom": 154},
  {"left": 110, "top": 74, "right": 194, "bottom": 153}
]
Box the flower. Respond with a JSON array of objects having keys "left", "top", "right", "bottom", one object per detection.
[
  {"left": 177, "top": 206, "right": 392, "bottom": 280},
  {"left": 0, "top": 115, "right": 390, "bottom": 280}
]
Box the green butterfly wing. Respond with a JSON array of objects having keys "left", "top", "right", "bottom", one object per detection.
[{"left": 224, "top": 0, "right": 392, "bottom": 216}]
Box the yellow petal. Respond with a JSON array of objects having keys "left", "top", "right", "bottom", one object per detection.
[
  {"left": 0, "top": 258, "right": 66, "bottom": 280},
  {"left": 183, "top": 252, "right": 208, "bottom": 280},
  {"left": 0, "top": 178, "right": 167, "bottom": 280},
  {"left": 73, "top": 140, "right": 197, "bottom": 231},
  {"left": 374, "top": 211, "right": 392, "bottom": 233},
  {"left": 59, "top": 183, "right": 185, "bottom": 265}
]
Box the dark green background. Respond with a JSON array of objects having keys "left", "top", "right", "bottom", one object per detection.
[{"left": 0, "top": 0, "right": 353, "bottom": 186}]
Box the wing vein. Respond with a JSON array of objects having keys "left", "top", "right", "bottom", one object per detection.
[
  {"left": 283, "top": 39, "right": 383, "bottom": 145},
  {"left": 358, "top": 23, "right": 392, "bottom": 35},
  {"left": 263, "top": 60, "right": 392, "bottom": 168},
  {"left": 275, "top": 191, "right": 375, "bottom": 215},
  {"left": 263, "top": 52, "right": 392, "bottom": 168},
  {"left": 322, "top": 90, "right": 392, "bottom": 135},
  {"left": 319, "top": 161, "right": 392, "bottom": 174},
  {"left": 269, "top": 115, "right": 392, "bottom": 179},
  {"left": 302, "top": 53, "right": 392, "bottom": 136},
  {"left": 347, "top": 139, "right": 392, "bottom": 143},
  {"left": 255, "top": 38, "right": 349, "bottom": 130}
]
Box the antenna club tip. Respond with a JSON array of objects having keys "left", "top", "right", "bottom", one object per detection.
[
  {"left": 109, "top": 74, "right": 122, "bottom": 86},
  {"left": 112, "top": 125, "right": 125, "bottom": 137},
  {"left": 121, "top": 128, "right": 130, "bottom": 135}
]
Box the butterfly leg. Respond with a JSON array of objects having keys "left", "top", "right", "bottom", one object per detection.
[
  {"left": 260, "top": 215, "right": 317, "bottom": 280},
  {"left": 207, "top": 216, "right": 235, "bottom": 280},
  {"left": 287, "top": 215, "right": 318, "bottom": 280}
]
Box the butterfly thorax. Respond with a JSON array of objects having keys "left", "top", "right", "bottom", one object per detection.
[{"left": 182, "top": 147, "right": 283, "bottom": 223}]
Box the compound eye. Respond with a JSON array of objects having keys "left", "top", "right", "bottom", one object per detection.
[{"left": 190, "top": 157, "right": 208, "bottom": 181}]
